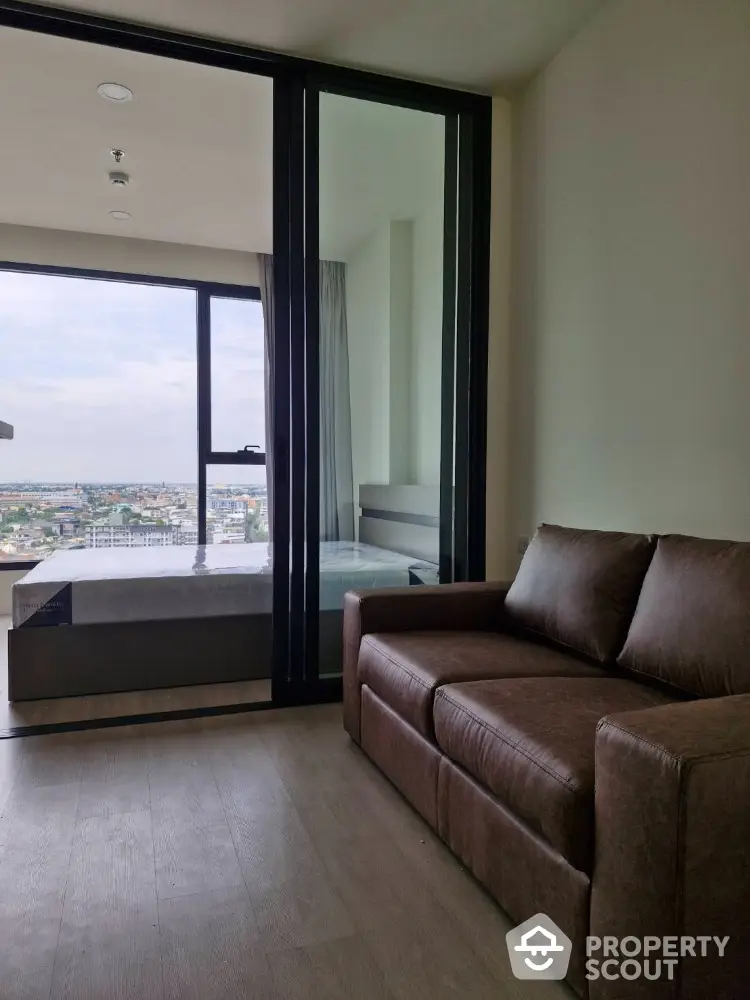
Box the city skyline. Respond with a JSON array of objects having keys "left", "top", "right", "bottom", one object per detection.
[
  {"left": 0, "top": 480, "right": 266, "bottom": 486},
  {"left": 0, "top": 269, "right": 266, "bottom": 484},
  {"left": 0, "top": 480, "right": 269, "bottom": 560}
]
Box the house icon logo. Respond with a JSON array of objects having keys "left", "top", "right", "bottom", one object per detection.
[{"left": 506, "top": 913, "right": 572, "bottom": 980}]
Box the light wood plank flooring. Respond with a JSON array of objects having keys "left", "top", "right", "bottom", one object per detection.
[
  {"left": 0, "top": 704, "right": 573, "bottom": 1000},
  {"left": 0, "top": 616, "right": 271, "bottom": 731}
]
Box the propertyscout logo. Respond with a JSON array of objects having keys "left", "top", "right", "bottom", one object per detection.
[
  {"left": 506, "top": 915, "right": 572, "bottom": 980},
  {"left": 506, "top": 914, "right": 729, "bottom": 983},
  {"left": 584, "top": 933, "right": 729, "bottom": 983}
]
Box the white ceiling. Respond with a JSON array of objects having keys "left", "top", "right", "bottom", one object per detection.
[
  {"left": 0, "top": 25, "right": 446, "bottom": 257},
  {"left": 33, "top": 0, "right": 605, "bottom": 91},
  {"left": 0, "top": 0, "right": 605, "bottom": 257},
  {"left": 0, "top": 27, "right": 274, "bottom": 253}
]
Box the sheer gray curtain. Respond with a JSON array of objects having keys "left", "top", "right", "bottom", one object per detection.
[
  {"left": 320, "top": 260, "right": 354, "bottom": 541},
  {"left": 257, "top": 253, "right": 274, "bottom": 539},
  {"left": 258, "top": 254, "right": 353, "bottom": 542}
]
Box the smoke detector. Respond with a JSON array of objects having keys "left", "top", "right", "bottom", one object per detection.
[
  {"left": 109, "top": 170, "right": 130, "bottom": 187},
  {"left": 109, "top": 210, "right": 132, "bottom": 221}
]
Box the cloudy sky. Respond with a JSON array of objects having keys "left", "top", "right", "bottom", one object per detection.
[{"left": 0, "top": 269, "right": 266, "bottom": 485}]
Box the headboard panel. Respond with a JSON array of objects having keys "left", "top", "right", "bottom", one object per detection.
[{"left": 358, "top": 485, "right": 439, "bottom": 563}]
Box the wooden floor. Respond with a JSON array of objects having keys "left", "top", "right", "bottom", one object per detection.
[
  {"left": 0, "top": 616, "right": 271, "bottom": 731},
  {"left": 0, "top": 703, "right": 572, "bottom": 1000}
]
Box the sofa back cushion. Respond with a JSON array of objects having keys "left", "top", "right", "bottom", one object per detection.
[
  {"left": 618, "top": 534, "right": 750, "bottom": 697},
  {"left": 504, "top": 524, "right": 656, "bottom": 663}
]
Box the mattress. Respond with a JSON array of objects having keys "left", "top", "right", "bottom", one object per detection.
[{"left": 12, "top": 541, "right": 438, "bottom": 628}]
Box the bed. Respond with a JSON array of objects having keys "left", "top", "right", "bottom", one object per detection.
[{"left": 8, "top": 541, "right": 437, "bottom": 701}]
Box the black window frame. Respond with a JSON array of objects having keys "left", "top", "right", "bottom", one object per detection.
[
  {"left": 196, "top": 284, "right": 265, "bottom": 544},
  {"left": 0, "top": 260, "right": 263, "bottom": 561}
]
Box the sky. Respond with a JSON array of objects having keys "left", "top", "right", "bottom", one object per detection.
[{"left": 0, "top": 269, "right": 267, "bottom": 485}]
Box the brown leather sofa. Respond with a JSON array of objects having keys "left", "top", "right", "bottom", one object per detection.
[{"left": 343, "top": 525, "right": 750, "bottom": 998}]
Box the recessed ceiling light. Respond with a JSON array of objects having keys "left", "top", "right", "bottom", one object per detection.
[
  {"left": 109, "top": 210, "right": 132, "bottom": 221},
  {"left": 97, "top": 82, "right": 133, "bottom": 102}
]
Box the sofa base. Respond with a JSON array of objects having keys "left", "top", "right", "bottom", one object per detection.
[
  {"left": 360, "top": 684, "right": 442, "bottom": 827},
  {"left": 439, "top": 757, "right": 590, "bottom": 996},
  {"left": 357, "top": 684, "right": 590, "bottom": 997}
]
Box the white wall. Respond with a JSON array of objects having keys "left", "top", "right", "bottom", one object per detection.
[
  {"left": 410, "top": 202, "right": 444, "bottom": 486},
  {"left": 510, "top": 0, "right": 750, "bottom": 550},
  {"left": 389, "top": 221, "right": 414, "bottom": 484},
  {"left": 335, "top": 98, "right": 444, "bottom": 511},
  {"left": 346, "top": 224, "right": 392, "bottom": 501},
  {"left": 346, "top": 205, "right": 444, "bottom": 506},
  {"left": 0, "top": 223, "right": 259, "bottom": 285}
]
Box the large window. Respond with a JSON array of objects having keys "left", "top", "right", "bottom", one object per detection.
[{"left": 0, "top": 266, "right": 264, "bottom": 564}]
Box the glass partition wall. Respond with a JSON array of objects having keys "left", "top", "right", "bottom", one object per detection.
[
  {"left": 0, "top": 3, "right": 490, "bottom": 714},
  {"left": 314, "top": 95, "right": 448, "bottom": 679},
  {"left": 273, "top": 77, "right": 490, "bottom": 702}
]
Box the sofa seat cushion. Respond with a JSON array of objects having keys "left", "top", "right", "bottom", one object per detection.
[
  {"left": 433, "top": 677, "right": 678, "bottom": 872},
  {"left": 359, "top": 631, "right": 609, "bottom": 739}
]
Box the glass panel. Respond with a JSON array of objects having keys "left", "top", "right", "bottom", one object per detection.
[
  {"left": 317, "top": 94, "right": 446, "bottom": 677},
  {"left": 205, "top": 465, "right": 269, "bottom": 544},
  {"left": 0, "top": 271, "right": 197, "bottom": 561},
  {"left": 210, "top": 296, "right": 266, "bottom": 455},
  {"left": 0, "top": 20, "right": 277, "bottom": 708}
]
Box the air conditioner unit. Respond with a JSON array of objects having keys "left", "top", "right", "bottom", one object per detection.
[{"left": 0, "top": 421, "right": 13, "bottom": 440}]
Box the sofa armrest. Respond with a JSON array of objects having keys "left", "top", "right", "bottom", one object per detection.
[
  {"left": 343, "top": 581, "right": 511, "bottom": 743},
  {"left": 591, "top": 695, "right": 750, "bottom": 999}
]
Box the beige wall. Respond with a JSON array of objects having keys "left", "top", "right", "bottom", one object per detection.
[
  {"left": 346, "top": 223, "right": 393, "bottom": 503},
  {"left": 509, "top": 0, "right": 750, "bottom": 557},
  {"left": 486, "top": 97, "right": 513, "bottom": 578},
  {"left": 0, "top": 223, "right": 259, "bottom": 285}
]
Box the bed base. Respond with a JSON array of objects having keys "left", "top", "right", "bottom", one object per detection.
[
  {"left": 8, "top": 614, "right": 273, "bottom": 702},
  {"left": 7, "top": 610, "right": 345, "bottom": 702}
]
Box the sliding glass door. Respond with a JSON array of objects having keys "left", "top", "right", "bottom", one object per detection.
[
  {"left": 314, "top": 93, "right": 449, "bottom": 679},
  {"left": 272, "top": 76, "right": 491, "bottom": 701}
]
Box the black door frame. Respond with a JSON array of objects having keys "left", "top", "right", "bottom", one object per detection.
[
  {"left": 293, "top": 80, "right": 490, "bottom": 700},
  {"left": 0, "top": 0, "right": 492, "bottom": 710}
]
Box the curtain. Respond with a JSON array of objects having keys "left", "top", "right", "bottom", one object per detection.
[
  {"left": 257, "top": 253, "right": 274, "bottom": 540},
  {"left": 319, "top": 260, "right": 354, "bottom": 541}
]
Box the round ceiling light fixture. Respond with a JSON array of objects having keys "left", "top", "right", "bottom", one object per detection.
[
  {"left": 109, "top": 210, "right": 132, "bottom": 221},
  {"left": 97, "top": 82, "right": 133, "bottom": 102}
]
